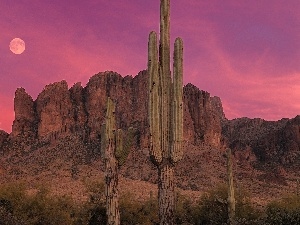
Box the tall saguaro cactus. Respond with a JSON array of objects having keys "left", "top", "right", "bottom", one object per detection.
[
  {"left": 227, "top": 148, "right": 236, "bottom": 225},
  {"left": 101, "top": 97, "right": 132, "bottom": 225},
  {"left": 148, "top": 0, "right": 183, "bottom": 224}
]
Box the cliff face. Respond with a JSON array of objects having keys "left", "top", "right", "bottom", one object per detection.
[
  {"left": 0, "top": 131, "right": 8, "bottom": 149},
  {"left": 11, "top": 88, "right": 36, "bottom": 138},
  {"left": 36, "top": 80, "right": 74, "bottom": 140},
  {"left": 8, "top": 70, "right": 224, "bottom": 149},
  {"left": 183, "top": 84, "right": 222, "bottom": 147},
  {"left": 4, "top": 70, "right": 300, "bottom": 169},
  {"left": 1, "top": 70, "right": 300, "bottom": 197},
  {"left": 222, "top": 116, "right": 300, "bottom": 165}
]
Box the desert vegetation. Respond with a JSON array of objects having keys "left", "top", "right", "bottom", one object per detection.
[
  {"left": 148, "top": 0, "right": 183, "bottom": 224},
  {"left": 100, "top": 97, "right": 134, "bottom": 225},
  {"left": 1, "top": 181, "right": 300, "bottom": 225}
]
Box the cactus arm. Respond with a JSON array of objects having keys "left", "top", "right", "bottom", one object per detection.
[
  {"left": 227, "top": 148, "right": 236, "bottom": 225},
  {"left": 160, "top": 0, "right": 170, "bottom": 74},
  {"left": 115, "top": 129, "right": 124, "bottom": 166},
  {"left": 160, "top": 0, "right": 171, "bottom": 159},
  {"left": 148, "top": 31, "right": 163, "bottom": 164},
  {"left": 106, "top": 97, "right": 116, "bottom": 139},
  {"left": 171, "top": 37, "right": 183, "bottom": 163},
  {"left": 115, "top": 127, "right": 134, "bottom": 167},
  {"left": 100, "top": 123, "right": 107, "bottom": 158}
]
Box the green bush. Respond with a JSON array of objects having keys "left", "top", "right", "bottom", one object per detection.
[
  {"left": 0, "top": 181, "right": 271, "bottom": 225},
  {"left": 265, "top": 194, "right": 300, "bottom": 225},
  {"left": 175, "top": 192, "right": 194, "bottom": 224},
  {"left": 191, "top": 184, "right": 260, "bottom": 225},
  {"left": 119, "top": 192, "right": 159, "bottom": 225},
  {"left": 0, "top": 182, "right": 78, "bottom": 225},
  {"left": 81, "top": 179, "right": 106, "bottom": 225},
  {"left": 83, "top": 179, "right": 159, "bottom": 225}
]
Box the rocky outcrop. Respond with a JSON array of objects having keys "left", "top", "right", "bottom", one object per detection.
[
  {"left": 11, "top": 88, "right": 36, "bottom": 138},
  {"left": 183, "top": 83, "right": 222, "bottom": 147},
  {"left": 7, "top": 70, "right": 224, "bottom": 151},
  {"left": 3, "top": 70, "right": 300, "bottom": 198},
  {"left": 223, "top": 116, "right": 300, "bottom": 165},
  {"left": 69, "top": 82, "right": 87, "bottom": 136},
  {"left": 36, "top": 80, "right": 74, "bottom": 140},
  {"left": 0, "top": 130, "right": 8, "bottom": 148},
  {"left": 85, "top": 71, "right": 134, "bottom": 140},
  {"left": 12, "top": 69, "right": 299, "bottom": 166},
  {"left": 254, "top": 116, "right": 300, "bottom": 165}
]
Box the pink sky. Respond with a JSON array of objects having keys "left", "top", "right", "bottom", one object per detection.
[{"left": 1, "top": 0, "right": 300, "bottom": 132}]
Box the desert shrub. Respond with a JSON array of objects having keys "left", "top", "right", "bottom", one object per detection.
[
  {"left": 83, "top": 178, "right": 160, "bottom": 225},
  {"left": 0, "top": 206, "right": 25, "bottom": 225},
  {"left": 175, "top": 192, "right": 194, "bottom": 224},
  {"left": 265, "top": 194, "right": 300, "bottom": 225},
  {"left": 119, "top": 192, "right": 159, "bottom": 225},
  {"left": 81, "top": 179, "right": 106, "bottom": 225},
  {"left": 141, "top": 193, "right": 159, "bottom": 225},
  {"left": 0, "top": 182, "right": 78, "bottom": 225},
  {"left": 191, "top": 184, "right": 260, "bottom": 225}
]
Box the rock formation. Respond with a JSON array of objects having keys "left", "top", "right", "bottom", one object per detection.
[
  {"left": 1, "top": 70, "right": 300, "bottom": 199},
  {"left": 5, "top": 69, "right": 299, "bottom": 177},
  {"left": 11, "top": 87, "right": 36, "bottom": 138},
  {"left": 36, "top": 80, "right": 74, "bottom": 140},
  {"left": 0, "top": 130, "right": 8, "bottom": 149},
  {"left": 183, "top": 83, "right": 223, "bottom": 147},
  {"left": 223, "top": 116, "right": 300, "bottom": 165},
  {"left": 9, "top": 70, "right": 223, "bottom": 150}
]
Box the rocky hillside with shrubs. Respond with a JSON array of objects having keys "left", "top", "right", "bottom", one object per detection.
[{"left": 0, "top": 70, "right": 299, "bottom": 210}]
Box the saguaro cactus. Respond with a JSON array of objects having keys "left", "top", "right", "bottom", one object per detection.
[
  {"left": 227, "top": 148, "right": 236, "bottom": 225},
  {"left": 101, "top": 97, "right": 132, "bottom": 225},
  {"left": 148, "top": 0, "right": 183, "bottom": 224}
]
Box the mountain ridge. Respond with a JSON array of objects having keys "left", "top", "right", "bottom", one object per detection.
[{"left": 0, "top": 70, "right": 299, "bottom": 205}]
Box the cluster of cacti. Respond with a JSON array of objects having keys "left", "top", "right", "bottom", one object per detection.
[
  {"left": 227, "top": 148, "right": 236, "bottom": 225},
  {"left": 101, "top": 97, "right": 133, "bottom": 225},
  {"left": 148, "top": 0, "right": 183, "bottom": 224}
]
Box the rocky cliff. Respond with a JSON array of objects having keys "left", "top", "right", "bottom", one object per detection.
[
  {"left": 5, "top": 70, "right": 223, "bottom": 150},
  {"left": 222, "top": 116, "right": 300, "bottom": 166},
  {"left": 2, "top": 70, "right": 300, "bottom": 170},
  {"left": 1, "top": 70, "right": 300, "bottom": 199}
]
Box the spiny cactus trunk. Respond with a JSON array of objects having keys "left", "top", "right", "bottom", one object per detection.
[
  {"left": 227, "top": 148, "right": 236, "bottom": 225},
  {"left": 158, "top": 164, "right": 175, "bottom": 225},
  {"left": 101, "top": 98, "right": 133, "bottom": 225},
  {"left": 102, "top": 98, "right": 120, "bottom": 225},
  {"left": 148, "top": 0, "right": 183, "bottom": 224},
  {"left": 105, "top": 141, "right": 120, "bottom": 225}
]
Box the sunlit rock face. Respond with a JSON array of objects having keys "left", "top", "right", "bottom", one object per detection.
[
  {"left": 183, "top": 83, "right": 223, "bottom": 147},
  {"left": 9, "top": 70, "right": 225, "bottom": 148},
  {"left": 36, "top": 80, "right": 74, "bottom": 140},
  {"left": 84, "top": 71, "right": 134, "bottom": 141},
  {"left": 69, "top": 82, "right": 87, "bottom": 136},
  {"left": 11, "top": 87, "right": 36, "bottom": 138}
]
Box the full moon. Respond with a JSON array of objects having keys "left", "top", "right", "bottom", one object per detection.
[{"left": 9, "top": 38, "right": 25, "bottom": 54}]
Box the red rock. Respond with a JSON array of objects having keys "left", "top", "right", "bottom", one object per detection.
[
  {"left": 9, "top": 71, "right": 225, "bottom": 148},
  {"left": 36, "top": 80, "right": 73, "bottom": 139},
  {"left": 11, "top": 87, "right": 36, "bottom": 138},
  {"left": 0, "top": 130, "right": 8, "bottom": 148}
]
